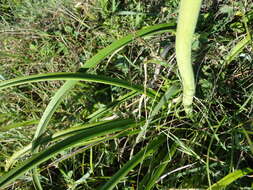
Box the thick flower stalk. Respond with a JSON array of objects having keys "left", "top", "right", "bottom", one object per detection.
[{"left": 175, "top": 0, "right": 202, "bottom": 114}]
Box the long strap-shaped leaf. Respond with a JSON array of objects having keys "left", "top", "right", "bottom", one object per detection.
[
  {"left": 0, "top": 119, "right": 38, "bottom": 132},
  {"left": 207, "top": 168, "right": 253, "bottom": 190},
  {"left": 27, "top": 23, "right": 175, "bottom": 188},
  {"left": 87, "top": 91, "right": 138, "bottom": 121},
  {"left": 175, "top": 0, "right": 202, "bottom": 114},
  {"left": 32, "top": 23, "right": 175, "bottom": 143},
  {"left": 99, "top": 135, "right": 167, "bottom": 190},
  {"left": 5, "top": 120, "right": 139, "bottom": 171},
  {"left": 225, "top": 34, "right": 251, "bottom": 64},
  {"left": 140, "top": 143, "right": 178, "bottom": 190},
  {"left": 0, "top": 119, "right": 139, "bottom": 188},
  {"left": 0, "top": 72, "right": 156, "bottom": 98},
  {"left": 84, "top": 23, "right": 175, "bottom": 68}
]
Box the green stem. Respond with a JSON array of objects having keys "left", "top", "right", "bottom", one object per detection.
[{"left": 175, "top": 0, "right": 202, "bottom": 114}]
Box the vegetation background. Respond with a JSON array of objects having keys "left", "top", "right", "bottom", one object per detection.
[{"left": 0, "top": 0, "right": 252, "bottom": 189}]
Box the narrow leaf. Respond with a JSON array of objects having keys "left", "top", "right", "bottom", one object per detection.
[
  {"left": 0, "top": 119, "right": 139, "bottom": 188},
  {"left": 225, "top": 35, "right": 251, "bottom": 65},
  {"left": 5, "top": 120, "right": 142, "bottom": 171},
  {"left": 0, "top": 120, "right": 38, "bottom": 132},
  {"left": 0, "top": 72, "right": 156, "bottom": 98},
  {"left": 150, "top": 85, "right": 179, "bottom": 119},
  {"left": 87, "top": 91, "right": 138, "bottom": 121},
  {"left": 84, "top": 23, "right": 175, "bottom": 68},
  {"left": 207, "top": 168, "right": 253, "bottom": 190},
  {"left": 141, "top": 143, "right": 178, "bottom": 190},
  {"left": 99, "top": 135, "right": 167, "bottom": 190}
]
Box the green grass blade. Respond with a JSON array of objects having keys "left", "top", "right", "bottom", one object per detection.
[
  {"left": 242, "top": 128, "right": 253, "bottom": 155},
  {"left": 225, "top": 35, "right": 251, "bottom": 65},
  {"left": 175, "top": 0, "right": 202, "bottom": 114},
  {"left": 150, "top": 85, "right": 180, "bottom": 119},
  {"left": 5, "top": 144, "right": 32, "bottom": 171},
  {"left": 84, "top": 23, "right": 175, "bottom": 68},
  {"left": 143, "top": 143, "right": 178, "bottom": 190},
  {"left": 24, "top": 23, "right": 175, "bottom": 188},
  {"left": 5, "top": 120, "right": 144, "bottom": 171},
  {"left": 49, "top": 119, "right": 140, "bottom": 141},
  {"left": 87, "top": 91, "right": 138, "bottom": 121},
  {"left": 99, "top": 135, "right": 167, "bottom": 190},
  {"left": 32, "top": 81, "right": 77, "bottom": 141},
  {"left": 207, "top": 168, "right": 253, "bottom": 190},
  {"left": 30, "top": 22, "right": 175, "bottom": 152},
  {"left": 0, "top": 119, "right": 139, "bottom": 188},
  {"left": 0, "top": 72, "right": 156, "bottom": 98},
  {"left": 32, "top": 170, "right": 43, "bottom": 190},
  {"left": 30, "top": 82, "right": 77, "bottom": 190},
  {"left": 0, "top": 120, "right": 38, "bottom": 132},
  {"left": 135, "top": 85, "right": 179, "bottom": 142}
]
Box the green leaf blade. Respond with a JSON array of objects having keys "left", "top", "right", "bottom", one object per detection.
[
  {"left": 0, "top": 119, "right": 139, "bottom": 188},
  {"left": 99, "top": 135, "right": 167, "bottom": 190},
  {"left": 84, "top": 23, "right": 175, "bottom": 68},
  {"left": 0, "top": 72, "right": 156, "bottom": 98},
  {"left": 208, "top": 168, "right": 253, "bottom": 190}
]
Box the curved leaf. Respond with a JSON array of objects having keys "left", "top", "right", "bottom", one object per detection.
[
  {"left": 84, "top": 23, "right": 175, "bottom": 68},
  {"left": 31, "top": 22, "right": 176, "bottom": 144},
  {"left": 5, "top": 120, "right": 134, "bottom": 171},
  {"left": 139, "top": 143, "right": 178, "bottom": 190},
  {"left": 0, "top": 72, "right": 156, "bottom": 98},
  {"left": 0, "top": 119, "right": 139, "bottom": 188},
  {"left": 26, "top": 23, "right": 175, "bottom": 188},
  {"left": 99, "top": 135, "right": 167, "bottom": 190},
  {"left": 207, "top": 168, "right": 253, "bottom": 190},
  {"left": 225, "top": 35, "right": 251, "bottom": 65},
  {"left": 0, "top": 120, "right": 38, "bottom": 132}
]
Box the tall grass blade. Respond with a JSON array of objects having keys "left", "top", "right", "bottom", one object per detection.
[
  {"left": 242, "top": 128, "right": 253, "bottom": 155},
  {"left": 99, "top": 135, "right": 167, "bottom": 190},
  {"left": 31, "top": 81, "right": 77, "bottom": 190},
  {"left": 225, "top": 35, "right": 251, "bottom": 65},
  {"left": 139, "top": 143, "right": 178, "bottom": 190},
  {"left": 135, "top": 85, "right": 179, "bottom": 142},
  {"left": 5, "top": 120, "right": 143, "bottom": 171},
  {"left": 149, "top": 85, "right": 179, "bottom": 119},
  {"left": 32, "top": 81, "right": 77, "bottom": 141},
  {"left": 6, "top": 120, "right": 144, "bottom": 170},
  {"left": 207, "top": 168, "right": 253, "bottom": 190},
  {"left": 87, "top": 91, "right": 138, "bottom": 121},
  {"left": 0, "top": 120, "right": 38, "bottom": 132},
  {"left": 26, "top": 23, "right": 175, "bottom": 188},
  {"left": 0, "top": 119, "right": 139, "bottom": 188},
  {"left": 32, "top": 171, "right": 43, "bottom": 190},
  {"left": 5, "top": 144, "right": 32, "bottom": 171},
  {"left": 84, "top": 23, "right": 175, "bottom": 68},
  {"left": 0, "top": 72, "right": 156, "bottom": 98}
]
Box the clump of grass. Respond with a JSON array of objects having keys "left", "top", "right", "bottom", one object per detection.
[{"left": 0, "top": 0, "right": 253, "bottom": 189}]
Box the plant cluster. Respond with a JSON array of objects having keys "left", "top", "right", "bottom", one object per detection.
[{"left": 0, "top": 0, "right": 252, "bottom": 189}]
